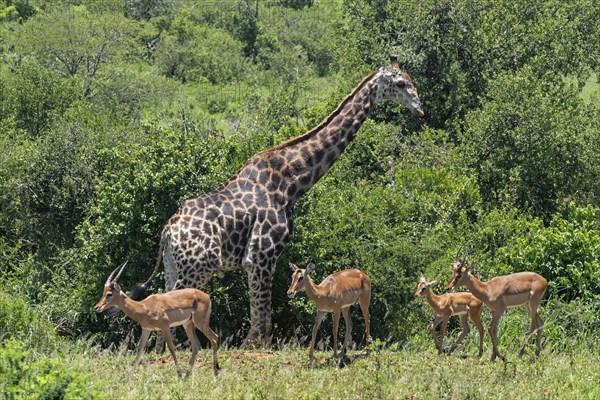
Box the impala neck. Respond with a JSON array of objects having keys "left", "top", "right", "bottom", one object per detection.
[
  {"left": 116, "top": 292, "right": 146, "bottom": 321},
  {"left": 425, "top": 288, "right": 443, "bottom": 310},
  {"left": 461, "top": 273, "right": 489, "bottom": 302},
  {"left": 302, "top": 276, "right": 328, "bottom": 300}
]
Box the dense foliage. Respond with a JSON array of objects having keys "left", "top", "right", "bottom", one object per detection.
[{"left": 1, "top": 0, "right": 599, "bottom": 373}]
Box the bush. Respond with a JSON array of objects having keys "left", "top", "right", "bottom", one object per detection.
[
  {"left": 502, "top": 204, "right": 600, "bottom": 301},
  {"left": 0, "top": 290, "right": 57, "bottom": 352},
  {"left": 0, "top": 339, "right": 100, "bottom": 399}
]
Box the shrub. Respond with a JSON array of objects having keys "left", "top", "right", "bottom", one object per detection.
[
  {"left": 0, "top": 339, "right": 100, "bottom": 400},
  {"left": 0, "top": 290, "right": 57, "bottom": 352},
  {"left": 502, "top": 204, "right": 600, "bottom": 301}
]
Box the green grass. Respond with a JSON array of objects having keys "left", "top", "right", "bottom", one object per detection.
[{"left": 55, "top": 341, "right": 599, "bottom": 399}]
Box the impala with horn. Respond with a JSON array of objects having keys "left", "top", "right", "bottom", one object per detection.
[
  {"left": 94, "top": 262, "right": 220, "bottom": 378},
  {"left": 287, "top": 262, "right": 371, "bottom": 367},
  {"left": 445, "top": 255, "right": 548, "bottom": 361}
]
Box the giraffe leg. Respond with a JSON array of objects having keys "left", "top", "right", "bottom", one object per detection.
[
  {"left": 156, "top": 255, "right": 218, "bottom": 354},
  {"left": 242, "top": 260, "right": 275, "bottom": 349}
]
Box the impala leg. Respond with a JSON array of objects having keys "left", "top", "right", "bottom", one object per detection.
[
  {"left": 470, "top": 307, "right": 485, "bottom": 358},
  {"left": 332, "top": 308, "right": 341, "bottom": 362},
  {"left": 358, "top": 291, "right": 371, "bottom": 347},
  {"left": 163, "top": 328, "right": 182, "bottom": 378},
  {"left": 449, "top": 314, "right": 470, "bottom": 355},
  {"left": 430, "top": 316, "right": 443, "bottom": 352},
  {"left": 340, "top": 307, "right": 353, "bottom": 360},
  {"left": 439, "top": 317, "right": 449, "bottom": 355},
  {"left": 309, "top": 311, "right": 325, "bottom": 368},
  {"left": 193, "top": 310, "right": 220, "bottom": 376},
  {"left": 489, "top": 308, "right": 505, "bottom": 362},
  {"left": 182, "top": 320, "right": 200, "bottom": 379},
  {"left": 534, "top": 312, "right": 544, "bottom": 357},
  {"left": 133, "top": 329, "right": 151, "bottom": 367}
]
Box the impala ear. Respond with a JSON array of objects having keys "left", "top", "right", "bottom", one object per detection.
[
  {"left": 429, "top": 280, "right": 439, "bottom": 287},
  {"left": 419, "top": 274, "right": 426, "bottom": 283},
  {"left": 467, "top": 263, "right": 475, "bottom": 273},
  {"left": 289, "top": 262, "right": 298, "bottom": 272},
  {"left": 305, "top": 263, "right": 315, "bottom": 274}
]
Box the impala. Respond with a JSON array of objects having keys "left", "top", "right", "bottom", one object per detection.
[
  {"left": 415, "top": 275, "right": 484, "bottom": 357},
  {"left": 287, "top": 262, "right": 371, "bottom": 367},
  {"left": 445, "top": 258, "right": 547, "bottom": 361},
  {"left": 94, "top": 262, "right": 220, "bottom": 378}
]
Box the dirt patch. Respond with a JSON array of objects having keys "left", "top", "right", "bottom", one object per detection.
[{"left": 227, "top": 350, "right": 276, "bottom": 361}]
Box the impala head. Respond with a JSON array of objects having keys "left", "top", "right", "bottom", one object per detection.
[
  {"left": 94, "top": 262, "right": 127, "bottom": 312},
  {"left": 414, "top": 275, "right": 438, "bottom": 298},
  {"left": 445, "top": 259, "right": 474, "bottom": 292},
  {"left": 377, "top": 55, "right": 425, "bottom": 117},
  {"left": 287, "top": 262, "right": 315, "bottom": 298}
]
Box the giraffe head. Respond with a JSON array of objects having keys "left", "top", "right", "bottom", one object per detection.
[{"left": 377, "top": 55, "right": 424, "bottom": 117}]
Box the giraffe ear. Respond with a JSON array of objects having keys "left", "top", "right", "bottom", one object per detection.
[
  {"left": 289, "top": 262, "right": 298, "bottom": 272},
  {"left": 389, "top": 55, "right": 399, "bottom": 69}
]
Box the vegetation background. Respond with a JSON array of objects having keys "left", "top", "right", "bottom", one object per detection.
[{"left": 0, "top": 0, "right": 598, "bottom": 398}]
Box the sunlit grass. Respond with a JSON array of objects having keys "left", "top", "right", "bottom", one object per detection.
[{"left": 61, "top": 337, "right": 599, "bottom": 399}]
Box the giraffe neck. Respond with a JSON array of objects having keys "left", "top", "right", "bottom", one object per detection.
[
  {"left": 279, "top": 72, "right": 384, "bottom": 200},
  {"left": 229, "top": 69, "right": 389, "bottom": 206}
]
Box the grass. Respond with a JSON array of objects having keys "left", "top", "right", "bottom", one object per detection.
[{"left": 57, "top": 339, "right": 599, "bottom": 399}]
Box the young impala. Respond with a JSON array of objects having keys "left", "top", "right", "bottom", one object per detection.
[
  {"left": 415, "top": 275, "right": 484, "bottom": 357},
  {"left": 287, "top": 262, "right": 371, "bottom": 367},
  {"left": 94, "top": 262, "right": 220, "bottom": 378},
  {"left": 446, "top": 257, "right": 547, "bottom": 361}
]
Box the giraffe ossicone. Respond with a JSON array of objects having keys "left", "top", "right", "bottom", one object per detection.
[{"left": 143, "top": 56, "right": 424, "bottom": 348}]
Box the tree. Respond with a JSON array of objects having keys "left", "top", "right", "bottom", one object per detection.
[{"left": 460, "top": 67, "right": 600, "bottom": 219}]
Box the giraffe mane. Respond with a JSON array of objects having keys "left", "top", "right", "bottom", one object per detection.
[
  {"left": 222, "top": 69, "right": 379, "bottom": 186},
  {"left": 260, "top": 69, "right": 379, "bottom": 154}
]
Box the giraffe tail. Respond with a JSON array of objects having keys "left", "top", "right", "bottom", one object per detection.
[{"left": 130, "top": 228, "right": 167, "bottom": 301}]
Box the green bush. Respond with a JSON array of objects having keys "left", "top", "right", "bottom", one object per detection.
[
  {"left": 0, "top": 339, "right": 100, "bottom": 400},
  {"left": 502, "top": 204, "right": 600, "bottom": 301},
  {"left": 0, "top": 290, "right": 57, "bottom": 351}
]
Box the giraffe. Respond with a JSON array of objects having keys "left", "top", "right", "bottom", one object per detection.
[{"left": 143, "top": 56, "right": 424, "bottom": 347}]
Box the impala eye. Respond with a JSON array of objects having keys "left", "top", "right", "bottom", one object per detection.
[
  {"left": 106, "top": 292, "right": 113, "bottom": 297},
  {"left": 297, "top": 276, "right": 303, "bottom": 282}
]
